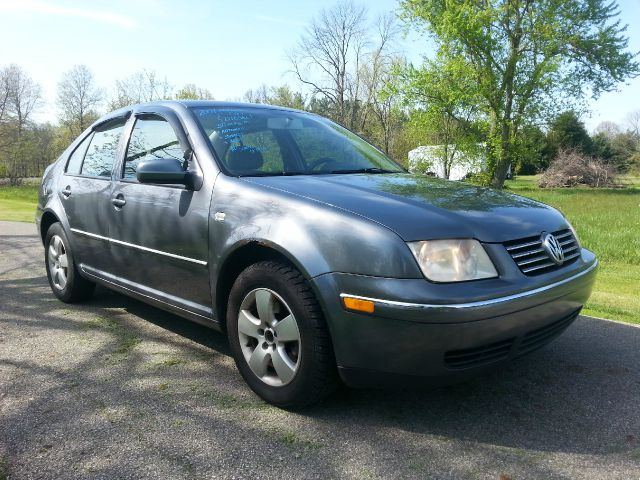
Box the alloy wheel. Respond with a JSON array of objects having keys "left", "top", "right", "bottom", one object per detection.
[
  {"left": 237, "top": 288, "right": 301, "bottom": 387},
  {"left": 47, "top": 234, "right": 69, "bottom": 290}
]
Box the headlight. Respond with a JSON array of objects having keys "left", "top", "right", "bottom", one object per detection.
[{"left": 408, "top": 239, "right": 498, "bottom": 282}]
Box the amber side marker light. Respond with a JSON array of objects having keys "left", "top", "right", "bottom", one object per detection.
[{"left": 342, "top": 296, "right": 375, "bottom": 314}]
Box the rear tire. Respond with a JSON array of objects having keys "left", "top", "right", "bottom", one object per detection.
[
  {"left": 226, "top": 261, "right": 338, "bottom": 408},
  {"left": 44, "top": 222, "right": 95, "bottom": 303}
]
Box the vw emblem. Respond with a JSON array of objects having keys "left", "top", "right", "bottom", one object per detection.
[{"left": 541, "top": 232, "right": 565, "bottom": 265}]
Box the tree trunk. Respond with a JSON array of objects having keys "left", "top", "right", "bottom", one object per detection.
[{"left": 491, "top": 118, "right": 512, "bottom": 188}]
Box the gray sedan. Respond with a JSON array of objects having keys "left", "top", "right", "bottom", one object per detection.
[{"left": 36, "top": 101, "right": 597, "bottom": 407}]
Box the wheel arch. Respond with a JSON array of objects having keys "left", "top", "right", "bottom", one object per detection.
[
  {"left": 40, "top": 210, "right": 61, "bottom": 243},
  {"left": 214, "top": 240, "right": 327, "bottom": 332}
]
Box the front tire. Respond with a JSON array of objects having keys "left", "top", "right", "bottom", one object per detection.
[
  {"left": 44, "top": 222, "right": 95, "bottom": 303},
  {"left": 226, "top": 261, "right": 338, "bottom": 408}
]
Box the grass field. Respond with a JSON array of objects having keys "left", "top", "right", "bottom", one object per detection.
[
  {"left": 0, "top": 184, "right": 38, "bottom": 223},
  {"left": 505, "top": 175, "right": 640, "bottom": 323},
  {"left": 0, "top": 177, "right": 638, "bottom": 323}
]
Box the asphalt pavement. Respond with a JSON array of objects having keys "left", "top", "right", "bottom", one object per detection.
[{"left": 0, "top": 221, "right": 639, "bottom": 479}]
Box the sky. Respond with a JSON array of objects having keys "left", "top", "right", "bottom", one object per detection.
[{"left": 0, "top": 0, "right": 638, "bottom": 131}]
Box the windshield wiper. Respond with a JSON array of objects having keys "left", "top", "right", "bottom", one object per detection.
[
  {"left": 328, "top": 167, "right": 398, "bottom": 174},
  {"left": 238, "top": 171, "right": 310, "bottom": 177}
]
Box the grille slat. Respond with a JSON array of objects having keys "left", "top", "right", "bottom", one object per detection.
[
  {"left": 504, "top": 229, "right": 580, "bottom": 276},
  {"left": 506, "top": 240, "right": 540, "bottom": 251},
  {"left": 511, "top": 248, "right": 545, "bottom": 259},
  {"left": 521, "top": 261, "right": 556, "bottom": 273},
  {"left": 444, "top": 338, "right": 514, "bottom": 369},
  {"left": 518, "top": 254, "right": 554, "bottom": 266},
  {"left": 516, "top": 309, "right": 580, "bottom": 356},
  {"left": 444, "top": 309, "right": 582, "bottom": 370}
]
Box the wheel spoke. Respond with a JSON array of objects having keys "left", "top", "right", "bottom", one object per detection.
[
  {"left": 48, "top": 244, "right": 58, "bottom": 261},
  {"left": 238, "top": 309, "right": 261, "bottom": 339},
  {"left": 272, "top": 346, "right": 296, "bottom": 384},
  {"left": 53, "top": 236, "right": 63, "bottom": 257},
  {"left": 248, "top": 345, "right": 270, "bottom": 378},
  {"left": 58, "top": 253, "right": 68, "bottom": 269},
  {"left": 255, "top": 289, "right": 274, "bottom": 324},
  {"left": 274, "top": 314, "right": 299, "bottom": 342},
  {"left": 57, "top": 268, "right": 67, "bottom": 289}
]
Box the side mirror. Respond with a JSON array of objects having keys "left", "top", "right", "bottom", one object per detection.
[{"left": 136, "top": 159, "right": 191, "bottom": 187}]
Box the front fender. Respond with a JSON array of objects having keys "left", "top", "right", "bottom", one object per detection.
[{"left": 209, "top": 175, "right": 422, "bottom": 280}]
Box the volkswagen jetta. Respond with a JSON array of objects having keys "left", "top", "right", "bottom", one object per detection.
[{"left": 36, "top": 101, "right": 597, "bottom": 407}]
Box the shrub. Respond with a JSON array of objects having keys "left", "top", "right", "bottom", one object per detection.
[{"left": 538, "top": 149, "right": 617, "bottom": 188}]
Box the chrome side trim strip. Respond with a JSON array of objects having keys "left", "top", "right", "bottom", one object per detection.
[
  {"left": 340, "top": 260, "right": 598, "bottom": 311},
  {"left": 70, "top": 228, "right": 208, "bottom": 266}
]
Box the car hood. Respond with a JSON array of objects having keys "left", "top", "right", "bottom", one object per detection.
[{"left": 245, "top": 173, "right": 568, "bottom": 243}]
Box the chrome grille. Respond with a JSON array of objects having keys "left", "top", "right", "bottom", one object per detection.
[{"left": 504, "top": 229, "right": 580, "bottom": 275}]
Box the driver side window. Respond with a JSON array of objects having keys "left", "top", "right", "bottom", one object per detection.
[{"left": 123, "top": 115, "right": 183, "bottom": 181}]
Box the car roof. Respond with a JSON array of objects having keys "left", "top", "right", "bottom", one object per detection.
[{"left": 91, "top": 100, "right": 310, "bottom": 130}]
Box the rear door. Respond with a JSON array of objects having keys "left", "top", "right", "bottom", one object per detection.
[
  {"left": 58, "top": 118, "right": 127, "bottom": 272},
  {"left": 107, "top": 111, "right": 212, "bottom": 317}
]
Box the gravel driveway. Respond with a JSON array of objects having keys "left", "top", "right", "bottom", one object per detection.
[{"left": 0, "top": 221, "right": 638, "bottom": 479}]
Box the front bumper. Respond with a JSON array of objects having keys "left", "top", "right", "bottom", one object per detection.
[{"left": 311, "top": 249, "right": 597, "bottom": 387}]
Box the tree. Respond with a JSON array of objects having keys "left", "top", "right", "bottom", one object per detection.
[
  {"left": 243, "top": 84, "right": 307, "bottom": 110},
  {"left": 109, "top": 70, "right": 172, "bottom": 109},
  {"left": 289, "top": 1, "right": 399, "bottom": 133},
  {"left": 544, "top": 111, "right": 593, "bottom": 160},
  {"left": 289, "top": 0, "right": 367, "bottom": 128},
  {"left": 175, "top": 83, "right": 213, "bottom": 100},
  {"left": 400, "top": 0, "right": 639, "bottom": 187},
  {"left": 0, "top": 64, "right": 42, "bottom": 184},
  {"left": 57, "top": 65, "right": 103, "bottom": 136},
  {"left": 626, "top": 110, "right": 640, "bottom": 134},
  {"left": 594, "top": 120, "right": 621, "bottom": 139},
  {"left": 513, "top": 125, "right": 546, "bottom": 174},
  {"left": 394, "top": 56, "right": 484, "bottom": 178},
  {"left": 360, "top": 15, "right": 404, "bottom": 153}
]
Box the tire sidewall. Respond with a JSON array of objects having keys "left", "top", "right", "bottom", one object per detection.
[
  {"left": 226, "top": 263, "right": 320, "bottom": 407},
  {"left": 44, "top": 223, "right": 80, "bottom": 302}
]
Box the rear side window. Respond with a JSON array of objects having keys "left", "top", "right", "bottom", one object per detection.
[
  {"left": 123, "top": 115, "right": 183, "bottom": 181},
  {"left": 80, "top": 120, "right": 126, "bottom": 178},
  {"left": 65, "top": 133, "right": 93, "bottom": 175}
]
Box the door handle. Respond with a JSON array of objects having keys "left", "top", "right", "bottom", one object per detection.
[
  {"left": 61, "top": 186, "right": 71, "bottom": 198},
  {"left": 111, "top": 194, "right": 126, "bottom": 208}
]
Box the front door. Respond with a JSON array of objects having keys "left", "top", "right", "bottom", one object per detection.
[{"left": 107, "top": 113, "right": 212, "bottom": 316}]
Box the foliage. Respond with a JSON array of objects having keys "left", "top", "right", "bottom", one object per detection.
[
  {"left": 108, "top": 69, "right": 173, "bottom": 110},
  {"left": 174, "top": 84, "right": 214, "bottom": 100},
  {"left": 543, "top": 111, "right": 594, "bottom": 163},
  {"left": 513, "top": 125, "right": 546, "bottom": 174},
  {"left": 538, "top": 148, "right": 617, "bottom": 187},
  {"left": 394, "top": 57, "right": 486, "bottom": 178},
  {"left": 243, "top": 84, "right": 306, "bottom": 110},
  {"left": 400, "top": 0, "right": 639, "bottom": 187},
  {"left": 288, "top": 2, "right": 400, "bottom": 134},
  {"left": 0, "top": 64, "right": 47, "bottom": 183},
  {"left": 57, "top": 65, "right": 103, "bottom": 136}
]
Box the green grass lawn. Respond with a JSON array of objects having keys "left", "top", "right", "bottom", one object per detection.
[
  {"left": 1, "top": 177, "right": 638, "bottom": 323},
  {"left": 0, "top": 184, "right": 39, "bottom": 223},
  {"left": 505, "top": 175, "right": 640, "bottom": 323}
]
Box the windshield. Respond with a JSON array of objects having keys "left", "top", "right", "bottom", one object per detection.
[{"left": 191, "top": 107, "right": 405, "bottom": 176}]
